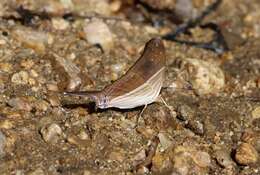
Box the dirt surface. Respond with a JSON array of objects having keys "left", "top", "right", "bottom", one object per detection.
[{"left": 0, "top": 0, "right": 260, "bottom": 174}]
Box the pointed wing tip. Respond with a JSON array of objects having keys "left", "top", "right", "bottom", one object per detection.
[
  {"left": 149, "top": 38, "right": 163, "bottom": 46},
  {"left": 146, "top": 38, "right": 165, "bottom": 52}
]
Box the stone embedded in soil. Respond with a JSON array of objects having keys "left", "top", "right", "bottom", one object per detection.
[
  {"left": 171, "top": 146, "right": 211, "bottom": 174},
  {"left": 110, "top": 63, "right": 127, "bottom": 80},
  {"left": 133, "top": 149, "right": 146, "bottom": 165},
  {"left": 152, "top": 143, "right": 212, "bottom": 174},
  {"left": 251, "top": 106, "right": 260, "bottom": 119},
  {"left": 7, "top": 97, "right": 33, "bottom": 111},
  {"left": 0, "top": 62, "right": 12, "bottom": 73},
  {"left": 186, "top": 120, "right": 204, "bottom": 135},
  {"left": 46, "top": 93, "right": 60, "bottom": 107},
  {"left": 0, "top": 120, "right": 14, "bottom": 129},
  {"left": 158, "top": 132, "right": 173, "bottom": 151},
  {"left": 78, "top": 130, "right": 90, "bottom": 140},
  {"left": 175, "top": 0, "right": 198, "bottom": 20},
  {"left": 12, "top": 27, "right": 53, "bottom": 53},
  {"left": 51, "top": 18, "right": 70, "bottom": 30},
  {"left": 52, "top": 53, "right": 81, "bottom": 90},
  {"left": 11, "top": 71, "right": 29, "bottom": 85},
  {"left": 46, "top": 83, "right": 59, "bottom": 92},
  {"left": 40, "top": 123, "right": 63, "bottom": 144},
  {"left": 182, "top": 58, "right": 225, "bottom": 95},
  {"left": 235, "top": 142, "right": 258, "bottom": 165},
  {"left": 0, "top": 131, "right": 6, "bottom": 158},
  {"left": 83, "top": 19, "right": 114, "bottom": 53},
  {"left": 109, "top": 0, "right": 122, "bottom": 12},
  {"left": 241, "top": 130, "right": 256, "bottom": 145},
  {"left": 34, "top": 100, "right": 50, "bottom": 112},
  {"left": 177, "top": 104, "right": 195, "bottom": 121},
  {"left": 214, "top": 147, "right": 235, "bottom": 168},
  {"left": 192, "top": 151, "right": 211, "bottom": 168}
]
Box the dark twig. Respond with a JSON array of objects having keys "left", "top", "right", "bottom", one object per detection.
[
  {"left": 162, "top": 0, "right": 222, "bottom": 39},
  {"left": 162, "top": 0, "right": 228, "bottom": 54}
]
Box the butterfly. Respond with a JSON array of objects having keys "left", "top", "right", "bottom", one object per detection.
[{"left": 64, "top": 38, "right": 166, "bottom": 109}]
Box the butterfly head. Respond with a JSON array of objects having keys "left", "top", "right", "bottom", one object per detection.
[{"left": 91, "top": 93, "right": 109, "bottom": 109}]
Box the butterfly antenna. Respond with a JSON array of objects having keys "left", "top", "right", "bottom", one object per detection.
[
  {"left": 63, "top": 91, "right": 101, "bottom": 102},
  {"left": 63, "top": 91, "right": 92, "bottom": 96}
]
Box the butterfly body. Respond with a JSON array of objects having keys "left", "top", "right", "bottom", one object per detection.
[{"left": 64, "top": 38, "right": 166, "bottom": 109}]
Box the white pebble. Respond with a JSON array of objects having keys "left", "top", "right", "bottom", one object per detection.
[
  {"left": 52, "top": 18, "right": 69, "bottom": 30},
  {"left": 11, "top": 71, "right": 29, "bottom": 84},
  {"left": 84, "top": 19, "right": 114, "bottom": 52},
  {"left": 40, "top": 123, "right": 63, "bottom": 144}
]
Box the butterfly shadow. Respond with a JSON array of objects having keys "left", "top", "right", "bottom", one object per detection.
[
  {"left": 62, "top": 101, "right": 145, "bottom": 115},
  {"left": 62, "top": 102, "right": 98, "bottom": 114}
]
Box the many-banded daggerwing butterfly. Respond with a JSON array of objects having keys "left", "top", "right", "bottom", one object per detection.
[{"left": 64, "top": 38, "right": 166, "bottom": 109}]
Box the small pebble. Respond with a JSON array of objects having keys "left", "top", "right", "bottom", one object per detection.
[
  {"left": 78, "top": 130, "right": 90, "bottom": 140},
  {"left": 241, "top": 130, "right": 255, "bottom": 144},
  {"left": 252, "top": 106, "right": 260, "bottom": 119},
  {"left": 47, "top": 94, "right": 60, "bottom": 107},
  {"left": 192, "top": 151, "right": 211, "bottom": 168},
  {"left": 175, "top": 0, "right": 196, "bottom": 20},
  {"left": 177, "top": 105, "right": 195, "bottom": 121},
  {"left": 53, "top": 53, "right": 81, "bottom": 91},
  {"left": 0, "top": 120, "right": 14, "bottom": 129},
  {"left": 11, "top": 71, "right": 29, "bottom": 85},
  {"left": 111, "top": 63, "right": 126, "bottom": 74},
  {"left": 20, "top": 60, "right": 35, "bottom": 69},
  {"left": 30, "top": 70, "right": 39, "bottom": 78},
  {"left": 172, "top": 146, "right": 210, "bottom": 174},
  {"left": 109, "top": 0, "right": 122, "bottom": 12},
  {"left": 214, "top": 148, "right": 235, "bottom": 168},
  {"left": 235, "top": 142, "right": 258, "bottom": 165},
  {"left": 46, "top": 84, "right": 58, "bottom": 93},
  {"left": 186, "top": 120, "right": 204, "bottom": 135},
  {"left": 12, "top": 27, "right": 53, "bottom": 53},
  {"left": 184, "top": 58, "right": 225, "bottom": 95},
  {"left": 8, "top": 97, "right": 32, "bottom": 111},
  {"left": 83, "top": 19, "right": 114, "bottom": 53},
  {"left": 158, "top": 132, "right": 173, "bottom": 151},
  {"left": 0, "top": 131, "right": 6, "bottom": 158},
  {"left": 110, "top": 63, "right": 126, "bottom": 80},
  {"left": 0, "top": 39, "right": 6, "bottom": 45},
  {"left": 40, "top": 123, "right": 63, "bottom": 144},
  {"left": 0, "top": 62, "right": 12, "bottom": 72},
  {"left": 28, "top": 78, "right": 36, "bottom": 86},
  {"left": 51, "top": 18, "right": 69, "bottom": 30},
  {"left": 34, "top": 100, "right": 49, "bottom": 112},
  {"left": 133, "top": 149, "right": 146, "bottom": 165}
]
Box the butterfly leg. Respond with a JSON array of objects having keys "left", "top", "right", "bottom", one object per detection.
[
  {"left": 133, "top": 104, "right": 147, "bottom": 129},
  {"left": 157, "top": 95, "right": 176, "bottom": 117}
]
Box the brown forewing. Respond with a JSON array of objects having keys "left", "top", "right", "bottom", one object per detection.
[{"left": 103, "top": 38, "right": 166, "bottom": 98}]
